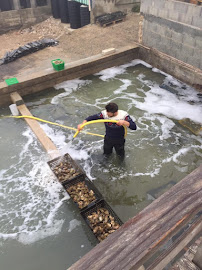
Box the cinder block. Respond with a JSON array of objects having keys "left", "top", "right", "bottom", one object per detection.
[
  {"left": 171, "top": 30, "right": 183, "bottom": 43},
  {"left": 174, "top": 2, "right": 188, "bottom": 13},
  {"left": 170, "top": 39, "right": 182, "bottom": 51},
  {"left": 190, "top": 5, "right": 202, "bottom": 17},
  {"left": 157, "top": 9, "right": 168, "bottom": 19},
  {"left": 168, "top": 10, "right": 180, "bottom": 22},
  {"left": 164, "top": 27, "right": 172, "bottom": 38},
  {"left": 195, "top": 36, "right": 202, "bottom": 48},
  {"left": 163, "top": 40, "right": 172, "bottom": 55},
  {"left": 149, "top": 6, "right": 159, "bottom": 17},
  {"left": 152, "top": 32, "right": 162, "bottom": 43},
  {"left": 155, "top": 39, "right": 170, "bottom": 54},
  {"left": 200, "top": 6, "right": 202, "bottom": 17},
  {"left": 181, "top": 45, "right": 194, "bottom": 57},
  {"left": 156, "top": 24, "right": 170, "bottom": 38},
  {"left": 143, "top": 19, "right": 149, "bottom": 28},
  {"left": 165, "top": 1, "right": 175, "bottom": 11},
  {"left": 183, "top": 33, "right": 196, "bottom": 47},
  {"left": 140, "top": 2, "right": 147, "bottom": 13},
  {"left": 153, "top": 0, "right": 166, "bottom": 9},
  {"left": 144, "top": 36, "right": 157, "bottom": 48},
  {"left": 150, "top": 22, "right": 158, "bottom": 32},
  {"left": 193, "top": 49, "right": 202, "bottom": 62},
  {"left": 178, "top": 13, "right": 193, "bottom": 25},
  {"left": 191, "top": 16, "right": 202, "bottom": 28}
]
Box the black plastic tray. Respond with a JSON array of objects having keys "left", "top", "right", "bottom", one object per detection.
[
  {"left": 63, "top": 174, "right": 103, "bottom": 210},
  {"left": 47, "top": 153, "right": 85, "bottom": 183},
  {"left": 80, "top": 199, "right": 123, "bottom": 241}
]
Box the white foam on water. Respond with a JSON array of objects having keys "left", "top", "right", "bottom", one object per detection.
[
  {"left": 113, "top": 79, "right": 132, "bottom": 95},
  {"left": 132, "top": 84, "right": 202, "bottom": 125},
  {"left": 96, "top": 59, "right": 152, "bottom": 81},
  {"left": 52, "top": 79, "right": 92, "bottom": 104},
  {"left": 0, "top": 128, "right": 69, "bottom": 244},
  {"left": 18, "top": 220, "right": 64, "bottom": 245},
  {"left": 68, "top": 219, "right": 81, "bottom": 232},
  {"left": 162, "top": 147, "right": 191, "bottom": 164},
  {"left": 134, "top": 168, "right": 161, "bottom": 178}
]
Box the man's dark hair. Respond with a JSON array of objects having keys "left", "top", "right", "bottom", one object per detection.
[{"left": 105, "top": 103, "right": 118, "bottom": 113}]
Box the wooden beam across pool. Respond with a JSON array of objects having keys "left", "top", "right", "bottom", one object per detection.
[
  {"left": 10, "top": 92, "right": 60, "bottom": 159},
  {"left": 68, "top": 164, "right": 202, "bottom": 270}
]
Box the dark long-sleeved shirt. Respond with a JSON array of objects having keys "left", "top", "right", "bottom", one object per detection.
[{"left": 85, "top": 109, "right": 136, "bottom": 140}]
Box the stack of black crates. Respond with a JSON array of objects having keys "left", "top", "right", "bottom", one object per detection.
[
  {"left": 51, "top": 0, "right": 90, "bottom": 29},
  {"left": 48, "top": 153, "right": 123, "bottom": 242}
]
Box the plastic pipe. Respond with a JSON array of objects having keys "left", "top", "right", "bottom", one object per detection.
[{"left": 73, "top": 119, "right": 127, "bottom": 138}]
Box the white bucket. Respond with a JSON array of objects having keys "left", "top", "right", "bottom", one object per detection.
[{"left": 9, "top": 104, "right": 19, "bottom": 116}]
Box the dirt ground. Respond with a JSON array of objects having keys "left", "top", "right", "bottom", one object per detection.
[{"left": 0, "top": 13, "right": 140, "bottom": 81}]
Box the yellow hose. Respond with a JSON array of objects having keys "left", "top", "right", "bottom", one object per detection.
[
  {"left": 5, "top": 115, "right": 105, "bottom": 138},
  {"left": 73, "top": 119, "right": 127, "bottom": 138}
]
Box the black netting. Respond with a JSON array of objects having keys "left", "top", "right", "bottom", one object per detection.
[
  {"left": 0, "top": 39, "right": 59, "bottom": 65},
  {"left": 95, "top": 11, "right": 126, "bottom": 26}
]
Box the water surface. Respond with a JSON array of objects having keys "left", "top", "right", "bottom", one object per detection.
[{"left": 0, "top": 60, "right": 201, "bottom": 270}]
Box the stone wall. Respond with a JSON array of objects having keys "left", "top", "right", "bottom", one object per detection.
[
  {"left": 92, "top": 0, "right": 140, "bottom": 19},
  {"left": 0, "top": 5, "right": 51, "bottom": 34},
  {"left": 140, "top": 0, "right": 202, "bottom": 69}
]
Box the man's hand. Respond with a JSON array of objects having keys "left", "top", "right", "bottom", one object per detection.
[
  {"left": 117, "top": 120, "right": 129, "bottom": 127},
  {"left": 77, "top": 120, "right": 87, "bottom": 131}
]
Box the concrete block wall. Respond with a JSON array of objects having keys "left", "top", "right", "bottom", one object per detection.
[
  {"left": 92, "top": 0, "right": 140, "bottom": 19},
  {"left": 141, "top": 0, "right": 202, "bottom": 28},
  {"left": 140, "top": 0, "right": 202, "bottom": 69},
  {"left": 0, "top": 6, "right": 51, "bottom": 34}
]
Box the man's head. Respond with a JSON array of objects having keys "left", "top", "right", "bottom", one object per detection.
[{"left": 105, "top": 103, "right": 118, "bottom": 117}]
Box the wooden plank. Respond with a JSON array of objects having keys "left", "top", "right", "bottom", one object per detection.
[
  {"left": 146, "top": 217, "right": 202, "bottom": 270},
  {"left": 10, "top": 92, "right": 60, "bottom": 159},
  {"left": 68, "top": 164, "right": 202, "bottom": 270},
  {"left": 102, "top": 18, "right": 125, "bottom": 27}
]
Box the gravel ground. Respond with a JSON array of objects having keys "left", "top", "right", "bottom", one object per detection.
[{"left": 0, "top": 13, "right": 140, "bottom": 81}]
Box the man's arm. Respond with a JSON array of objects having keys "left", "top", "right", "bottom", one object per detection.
[
  {"left": 117, "top": 115, "right": 137, "bottom": 130},
  {"left": 77, "top": 112, "right": 103, "bottom": 131},
  {"left": 77, "top": 120, "right": 87, "bottom": 131}
]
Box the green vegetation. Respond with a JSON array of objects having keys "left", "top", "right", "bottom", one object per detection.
[{"left": 132, "top": 3, "right": 140, "bottom": 13}]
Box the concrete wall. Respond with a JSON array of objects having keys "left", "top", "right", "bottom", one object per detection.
[
  {"left": 92, "top": 0, "right": 140, "bottom": 19},
  {"left": 0, "top": 5, "right": 51, "bottom": 34},
  {"left": 0, "top": 45, "right": 201, "bottom": 106},
  {"left": 0, "top": 46, "right": 139, "bottom": 106},
  {"left": 140, "top": 0, "right": 202, "bottom": 69}
]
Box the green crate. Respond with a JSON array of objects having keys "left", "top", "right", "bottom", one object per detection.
[
  {"left": 5, "top": 77, "right": 19, "bottom": 86},
  {"left": 51, "top": 59, "right": 65, "bottom": 71}
]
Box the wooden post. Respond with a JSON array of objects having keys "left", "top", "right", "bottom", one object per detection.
[{"left": 10, "top": 92, "right": 60, "bottom": 159}]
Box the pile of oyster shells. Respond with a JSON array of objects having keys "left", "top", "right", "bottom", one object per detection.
[
  {"left": 53, "top": 161, "right": 80, "bottom": 182},
  {"left": 87, "top": 207, "right": 120, "bottom": 242},
  {"left": 67, "top": 182, "right": 96, "bottom": 209}
]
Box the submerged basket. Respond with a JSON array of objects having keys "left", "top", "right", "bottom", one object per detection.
[
  {"left": 47, "top": 153, "right": 85, "bottom": 183},
  {"left": 63, "top": 174, "right": 103, "bottom": 210},
  {"left": 81, "top": 199, "right": 123, "bottom": 242}
]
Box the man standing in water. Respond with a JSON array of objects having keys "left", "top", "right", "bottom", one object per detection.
[{"left": 77, "top": 102, "right": 137, "bottom": 157}]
